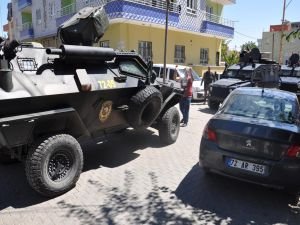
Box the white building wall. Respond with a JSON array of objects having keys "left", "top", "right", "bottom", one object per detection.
[{"left": 261, "top": 30, "right": 300, "bottom": 64}]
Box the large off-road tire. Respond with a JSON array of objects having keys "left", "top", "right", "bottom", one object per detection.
[
  {"left": 25, "top": 134, "right": 83, "bottom": 197},
  {"left": 208, "top": 99, "right": 219, "bottom": 110},
  {"left": 127, "top": 86, "right": 163, "bottom": 130},
  {"left": 158, "top": 107, "right": 180, "bottom": 145}
]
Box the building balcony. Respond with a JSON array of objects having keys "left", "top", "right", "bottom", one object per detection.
[
  {"left": 105, "top": 0, "right": 180, "bottom": 27},
  {"left": 20, "top": 22, "right": 34, "bottom": 39},
  {"left": 105, "top": 1, "right": 233, "bottom": 39},
  {"left": 56, "top": 3, "right": 77, "bottom": 27},
  {"left": 209, "top": 0, "right": 235, "bottom": 5},
  {"left": 200, "top": 12, "right": 234, "bottom": 38},
  {"left": 18, "top": 0, "right": 32, "bottom": 11}
]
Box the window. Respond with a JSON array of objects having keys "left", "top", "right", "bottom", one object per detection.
[
  {"left": 36, "top": 9, "right": 41, "bottom": 26},
  {"left": 100, "top": 40, "right": 110, "bottom": 48},
  {"left": 206, "top": 6, "right": 213, "bottom": 21},
  {"left": 174, "top": 45, "right": 185, "bottom": 63},
  {"left": 200, "top": 48, "right": 209, "bottom": 64},
  {"left": 138, "top": 41, "right": 152, "bottom": 62},
  {"left": 119, "top": 60, "right": 147, "bottom": 77},
  {"left": 49, "top": 2, "right": 55, "bottom": 18},
  {"left": 187, "top": 0, "right": 197, "bottom": 14}
]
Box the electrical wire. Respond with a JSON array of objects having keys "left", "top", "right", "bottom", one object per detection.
[{"left": 234, "top": 31, "right": 258, "bottom": 40}]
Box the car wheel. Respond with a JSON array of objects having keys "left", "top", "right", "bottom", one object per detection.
[
  {"left": 158, "top": 107, "right": 180, "bottom": 145},
  {"left": 127, "top": 86, "right": 163, "bottom": 130},
  {"left": 208, "top": 99, "right": 219, "bottom": 110},
  {"left": 25, "top": 134, "right": 83, "bottom": 197}
]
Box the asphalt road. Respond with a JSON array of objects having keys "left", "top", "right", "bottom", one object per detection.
[{"left": 0, "top": 103, "right": 299, "bottom": 225}]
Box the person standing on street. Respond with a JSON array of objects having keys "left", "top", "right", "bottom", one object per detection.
[
  {"left": 201, "top": 66, "right": 215, "bottom": 104},
  {"left": 179, "top": 67, "right": 193, "bottom": 127}
]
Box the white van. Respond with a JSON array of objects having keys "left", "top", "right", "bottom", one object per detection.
[{"left": 153, "top": 64, "right": 204, "bottom": 101}]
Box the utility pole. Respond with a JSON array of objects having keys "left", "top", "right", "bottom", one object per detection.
[
  {"left": 163, "top": 0, "right": 170, "bottom": 84},
  {"left": 278, "top": 0, "right": 286, "bottom": 64}
]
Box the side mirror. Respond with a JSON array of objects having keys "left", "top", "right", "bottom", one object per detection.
[{"left": 147, "top": 60, "right": 156, "bottom": 84}]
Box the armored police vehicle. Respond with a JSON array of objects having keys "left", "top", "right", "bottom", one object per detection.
[
  {"left": 279, "top": 53, "right": 300, "bottom": 100},
  {"left": 208, "top": 48, "right": 279, "bottom": 110},
  {"left": 0, "top": 7, "right": 182, "bottom": 197}
]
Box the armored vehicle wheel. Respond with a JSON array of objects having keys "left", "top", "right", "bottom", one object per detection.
[
  {"left": 158, "top": 107, "right": 180, "bottom": 145},
  {"left": 25, "top": 134, "right": 83, "bottom": 197},
  {"left": 127, "top": 86, "right": 163, "bottom": 130},
  {"left": 208, "top": 99, "right": 219, "bottom": 110}
]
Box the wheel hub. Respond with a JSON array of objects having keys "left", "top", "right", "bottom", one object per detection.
[{"left": 48, "top": 152, "right": 72, "bottom": 182}]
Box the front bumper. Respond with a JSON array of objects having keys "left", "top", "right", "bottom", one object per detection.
[{"left": 199, "top": 139, "right": 300, "bottom": 189}]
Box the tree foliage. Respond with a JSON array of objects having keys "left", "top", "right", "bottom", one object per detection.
[
  {"left": 221, "top": 40, "right": 239, "bottom": 66},
  {"left": 240, "top": 41, "right": 258, "bottom": 52},
  {"left": 285, "top": 28, "right": 300, "bottom": 42}
]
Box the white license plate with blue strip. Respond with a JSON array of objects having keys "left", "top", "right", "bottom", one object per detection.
[{"left": 226, "top": 158, "right": 266, "bottom": 175}]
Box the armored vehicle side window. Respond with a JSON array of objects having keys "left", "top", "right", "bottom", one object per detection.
[
  {"left": 294, "top": 70, "right": 300, "bottom": 77},
  {"left": 238, "top": 70, "right": 252, "bottom": 79},
  {"left": 280, "top": 69, "right": 292, "bottom": 76},
  {"left": 225, "top": 70, "right": 238, "bottom": 78},
  {"left": 119, "top": 60, "right": 147, "bottom": 77}
]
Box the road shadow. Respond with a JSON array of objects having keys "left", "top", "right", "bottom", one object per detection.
[
  {"left": 175, "top": 164, "right": 300, "bottom": 225},
  {"left": 57, "top": 171, "right": 209, "bottom": 225},
  {"left": 0, "top": 128, "right": 163, "bottom": 210},
  {"left": 0, "top": 163, "right": 48, "bottom": 210},
  {"left": 82, "top": 128, "right": 163, "bottom": 171}
]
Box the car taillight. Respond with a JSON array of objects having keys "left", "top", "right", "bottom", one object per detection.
[
  {"left": 203, "top": 125, "right": 217, "bottom": 142},
  {"left": 287, "top": 144, "right": 300, "bottom": 158}
]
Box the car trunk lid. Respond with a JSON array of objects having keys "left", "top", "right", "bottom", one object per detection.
[{"left": 210, "top": 114, "right": 300, "bottom": 161}]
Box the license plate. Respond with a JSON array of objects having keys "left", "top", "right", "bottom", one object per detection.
[{"left": 226, "top": 158, "right": 266, "bottom": 175}]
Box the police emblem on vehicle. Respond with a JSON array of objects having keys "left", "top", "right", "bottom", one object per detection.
[
  {"left": 246, "top": 139, "right": 252, "bottom": 148},
  {"left": 99, "top": 100, "right": 113, "bottom": 122}
]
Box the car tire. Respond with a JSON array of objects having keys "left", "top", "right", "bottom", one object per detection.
[
  {"left": 25, "top": 134, "right": 83, "bottom": 197},
  {"left": 158, "top": 107, "right": 180, "bottom": 145},
  {"left": 208, "top": 99, "right": 219, "bottom": 110},
  {"left": 127, "top": 86, "right": 163, "bottom": 130}
]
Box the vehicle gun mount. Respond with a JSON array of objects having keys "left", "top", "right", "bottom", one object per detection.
[{"left": 57, "top": 6, "right": 109, "bottom": 46}]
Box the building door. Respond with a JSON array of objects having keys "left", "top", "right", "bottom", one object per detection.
[{"left": 216, "top": 52, "right": 220, "bottom": 66}]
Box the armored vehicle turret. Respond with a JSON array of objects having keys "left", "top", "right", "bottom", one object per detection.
[
  {"left": 208, "top": 48, "right": 280, "bottom": 110},
  {"left": 0, "top": 6, "right": 182, "bottom": 197}
]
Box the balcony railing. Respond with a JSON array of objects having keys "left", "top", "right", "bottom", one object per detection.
[
  {"left": 18, "top": 0, "right": 32, "bottom": 10},
  {"left": 201, "top": 11, "right": 234, "bottom": 28},
  {"left": 58, "top": 3, "right": 76, "bottom": 17},
  {"left": 210, "top": 0, "right": 236, "bottom": 5},
  {"left": 105, "top": 0, "right": 180, "bottom": 13}
]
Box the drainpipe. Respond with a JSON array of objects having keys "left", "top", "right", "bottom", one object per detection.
[{"left": 163, "top": 0, "right": 170, "bottom": 84}]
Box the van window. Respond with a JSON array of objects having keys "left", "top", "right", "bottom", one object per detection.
[
  {"left": 160, "top": 68, "right": 168, "bottom": 78},
  {"left": 169, "top": 68, "right": 177, "bottom": 80},
  {"left": 153, "top": 67, "right": 160, "bottom": 77}
]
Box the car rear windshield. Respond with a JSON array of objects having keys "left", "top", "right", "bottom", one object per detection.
[{"left": 221, "top": 93, "right": 299, "bottom": 124}]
